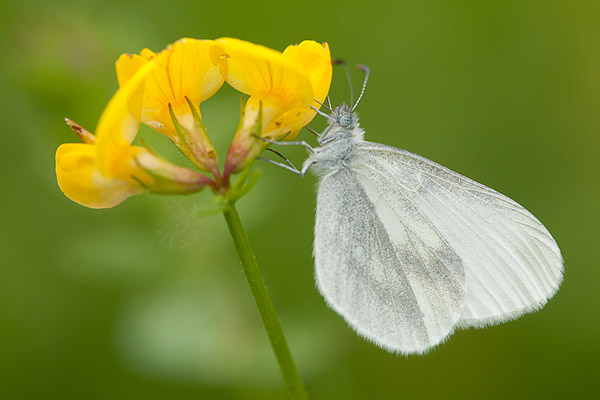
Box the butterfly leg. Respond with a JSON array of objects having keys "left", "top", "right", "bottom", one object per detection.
[
  {"left": 254, "top": 136, "right": 314, "bottom": 176},
  {"left": 305, "top": 126, "right": 320, "bottom": 137},
  {"left": 264, "top": 148, "right": 297, "bottom": 170},
  {"left": 257, "top": 157, "right": 304, "bottom": 177},
  {"left": 256, "top": 148, "right": 313, "bottom": 177},
  {"left": 255, "top": 136, "right": 315, "bottom": 153}
]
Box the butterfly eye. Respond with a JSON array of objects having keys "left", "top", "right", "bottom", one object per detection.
[{"left": 338, "top": 113, "right": 353, "bottom": 127}]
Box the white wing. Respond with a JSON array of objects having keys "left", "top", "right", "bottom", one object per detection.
[
  {"left": 354, "top": 142, "right": 563, "bottom": 328},
  {"left": 314, "top": 166, "right": 465, "bottom": 354}
]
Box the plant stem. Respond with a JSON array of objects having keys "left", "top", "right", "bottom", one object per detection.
[{"left": 223, "top": 203, "right": 307, "bottom": 399}]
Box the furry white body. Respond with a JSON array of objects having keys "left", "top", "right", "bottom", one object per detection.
[{"left": 304, "top": 107, "right": 563, "bottom": 354}]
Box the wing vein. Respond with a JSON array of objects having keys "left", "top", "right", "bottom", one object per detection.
[
  {"left": 358, "top": 147, "right": 559, "bottom": 302},
  {"left": 357, "top": 159, "right": 536, "bottom": 304},
  {"left": 354, "top": 162, "right": 507, "bottom": 313},
  {"left": 422, "top": 176, "right": 545, "bottom": 302},
  {"left": 353, "top": 166, "right": 463, "bottom": 288},
  {"left": 354, "top": 168, "right": 463, "bottom": 330},
  {"left": 360, "top": 145, "right": 527, "bottom": 212}
]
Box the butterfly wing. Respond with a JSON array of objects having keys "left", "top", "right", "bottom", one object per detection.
[
  {"left": 354, "top": 142, "right": 563, "bottom": 328},
  {"left": 314, "top": 165, "right": 466, "bottom": 354}
]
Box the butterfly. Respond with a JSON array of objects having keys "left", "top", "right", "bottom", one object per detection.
[{"left": 262, "top": 65, "right": 563, "bottom": 354}]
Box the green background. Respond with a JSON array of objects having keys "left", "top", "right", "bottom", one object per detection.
[{"left": 1, "top": 0, "right": 598, "bottom": 398}]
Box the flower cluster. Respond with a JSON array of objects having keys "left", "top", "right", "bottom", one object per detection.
[{"left": 56, "top": 38, "right": 332, "bottom": 208}]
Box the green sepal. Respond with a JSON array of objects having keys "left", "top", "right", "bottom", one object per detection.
[
  {"left": 224, "top": 161, "right": 261, "bottom": 205},
  {"left": 254, "top": 100, "right": 263, "bottom": 139},
  {"left": 184, "top": 96, "right": 209, "bottom": 138},
  {"left": 168, "top": 103, "right": 199, "bottom": 167},
  {"left": 236, "top": 95, "right": 246, "bottom": 133},
  {"left": 194, "top": 196, "right": 229, "bottom": 218}
]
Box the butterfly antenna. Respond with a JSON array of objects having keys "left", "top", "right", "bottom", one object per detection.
[
  {"left": 333, "top": 59, "right": 354, "bottom": 106},
  {"left": 313, "top": 98, "right": 332, "bottom": 112},
  {"left": 351, "top": 64, "right": 370, "bottom": 112},
  {"left": 326, "top": 95, "right": 333, "bottom": 109},
  {"left": 311, "top": 105, "right": 336, "bottom": 122}
]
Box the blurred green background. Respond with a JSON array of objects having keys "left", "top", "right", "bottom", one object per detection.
[{"left": 1, "top": 0, "right": 599, "bottom": 398}]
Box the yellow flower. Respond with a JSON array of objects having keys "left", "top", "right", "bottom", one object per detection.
[
  {"left": 57, "top": 37, "right": 332, "bottom": 207},
  {"left": 210, "top": 38, "right": 332, "bottom": 176},
  {"left": 56, "top": 62, "right": 211, "bottom": 209},
  {"left": 116, "top": 38, "right": 224, "bottom": 176}
]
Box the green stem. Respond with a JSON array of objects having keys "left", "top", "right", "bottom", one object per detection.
[{"left": 223, "top": 203, "right": 307, "bottom": 399}]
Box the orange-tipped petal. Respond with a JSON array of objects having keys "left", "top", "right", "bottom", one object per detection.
[{"left": 65, "top": 118, "right": 96, "bottom": 144}]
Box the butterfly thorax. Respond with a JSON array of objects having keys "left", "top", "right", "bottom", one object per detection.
[{"left": 304, "top": 105, "right": 365, "bottom": 176}]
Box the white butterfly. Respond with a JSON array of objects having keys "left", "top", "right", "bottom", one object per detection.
[{"left": 262, "top": 67, "right": 563, "bottom": 355}]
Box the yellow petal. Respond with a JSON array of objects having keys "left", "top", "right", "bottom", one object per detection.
[
  {"left": 211, "top": 37, "right": 314, "bottom": 125},
  {"left": 115, "top": 52, "right": 152, "bottom": 88},
  {"left": 140, "top": 48, "right": 156, "bottom": 60},
  {"left": 217, "top": 39, "right": 332, "bottom": 175},
  {"left": 130, "top": 38, "right": 223, "bottom": 137},
  {"left": 95, "top": 60, "right": 156, "bottom": 175},
  {"left": 56, "top": 143, "right": 144, "bottom": 209},
  {"left": 263, "top": 41, "right": 332, "bottom": 139},
  {"left": 262, "top": 107, "right": 312, "bottom": 140},
  {"left": 167, "top": 38, "right": 224, "bottom": 113},
  {"left": 283, "top": 41, "right": 331, "bottom": 104}
]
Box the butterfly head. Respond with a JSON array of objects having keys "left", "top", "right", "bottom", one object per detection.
[
  {"left": 314, "top": 64, "right": 369, "bottom": 145},
  {"left": 317, "top": 104, "right": 363, "bottom": 145},
  {"left": 331, "top": 104, "right": 356, "bottom": 129}
]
